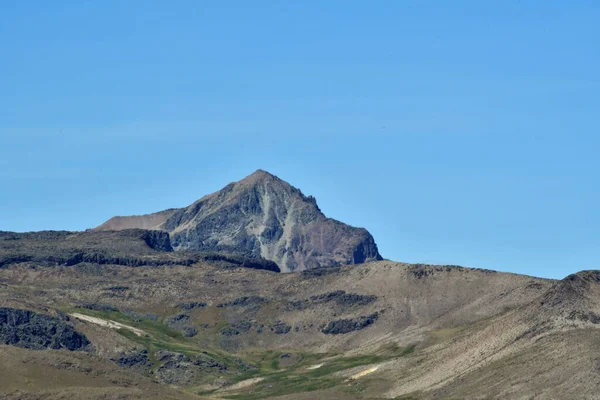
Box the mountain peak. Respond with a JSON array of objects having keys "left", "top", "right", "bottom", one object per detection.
[
  {"left": 249, "top": 169, "right": 275, "bottom": 178},
  {"left": 237, "top": 169, "right": 280, "bottom": 186},
  {"left": 94, "top": 171, "right": 382, "bottom": 272}
]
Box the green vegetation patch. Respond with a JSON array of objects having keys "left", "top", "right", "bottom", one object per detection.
[
  {"left": 67, "top": 307, "right": 417, "bottom": 399},
  {"left": 222, "top": 344, "right": 416, "bottom": 400},
  {"left": 65, "top": 307, "right": 248, "bottom": 373}
]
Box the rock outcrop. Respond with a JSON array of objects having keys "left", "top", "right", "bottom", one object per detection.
[
  {"left": 0, "top": 229, "right": 279, "bottom": 272},
  {"left": 321, "top": 312, "right": 379, "bottom": 335},
  {"left": 0, "top": 308, "right": 90, "bottom": 351},
  {"left": 95, "top": 170, "right": 382, "bottom": 272}
]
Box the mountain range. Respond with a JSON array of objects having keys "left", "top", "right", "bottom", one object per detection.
[{"left": 0, "top": 170, "right": 599, "bottom": 399}]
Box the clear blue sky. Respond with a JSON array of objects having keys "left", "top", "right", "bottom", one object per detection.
[{"left": 1, "top": 1, "right": 598, "bottom": 279}]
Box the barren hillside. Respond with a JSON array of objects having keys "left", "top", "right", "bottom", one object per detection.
[
  {"left": 1, "top": 172, "right": 598, "bottom": 399},
  {"left": 2, "top": 246, "right": 598, "bottom": 399}
]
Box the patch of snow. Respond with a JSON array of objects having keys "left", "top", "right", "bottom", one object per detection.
[{"left": 70, "top": 313, "right": 148, "bottom": 337}]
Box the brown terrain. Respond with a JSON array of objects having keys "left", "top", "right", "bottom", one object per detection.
[{"left": 1, "top": 171, "right": 599, "bottom": 399}]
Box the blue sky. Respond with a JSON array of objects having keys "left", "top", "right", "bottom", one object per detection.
[{"left": 1, "top": 1, "right": 598, "bottom": 279}]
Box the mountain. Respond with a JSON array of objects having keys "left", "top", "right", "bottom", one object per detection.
[
  {"left": 2, "top": 171, "right": 600, "bottom": 399},
  {"left": 2, "top": 251, "right": 600, "bottom": 399},
  {"left": 94, "top": 170, "right": 382, "bottom": 272}
]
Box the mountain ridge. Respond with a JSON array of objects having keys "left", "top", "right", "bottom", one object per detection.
[{"left": 2, "top": 172, "right": 599, "bottom": 399}]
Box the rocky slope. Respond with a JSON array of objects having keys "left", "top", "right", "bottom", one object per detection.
[
  {"left": 0, "top": 229, "right": 280, "bottom": 272},
  {"left": 0, "top": 308, "right": 90, "bottom": 351},
  {"left": 4, "top": 257, "right": 600, "bottom": 399},
  {"left": 95, "top": 170, "right": 382, "bottom": 272},
  {"left": 2, "top": 171, "right": 599, "bottom": 399}
]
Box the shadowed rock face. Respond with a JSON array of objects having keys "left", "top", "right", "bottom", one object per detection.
[
  {"left": 321, "top": 312, "right": 380, "bottom": 335},
  {"left": 0, "top": 308, "right": 90, "bottom": 351},
  {"left": 95, "top": 170, "right": 382, "bottom": 272}
]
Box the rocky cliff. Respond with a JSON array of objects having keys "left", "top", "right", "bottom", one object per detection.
[
  {"left": 0, "top": 308, "right": 90, "bottom": 351},
  {"left": 95, "top": 170, "right": 382, "bottom": 272}
]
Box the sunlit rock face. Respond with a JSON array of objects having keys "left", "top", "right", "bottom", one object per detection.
[{"left": 95, "top": 170, "right": 382, "bottom": 272}]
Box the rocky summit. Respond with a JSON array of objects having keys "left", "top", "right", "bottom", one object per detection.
[{"left": 95, "top": 170, "right": 382, "bottom": 272}]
